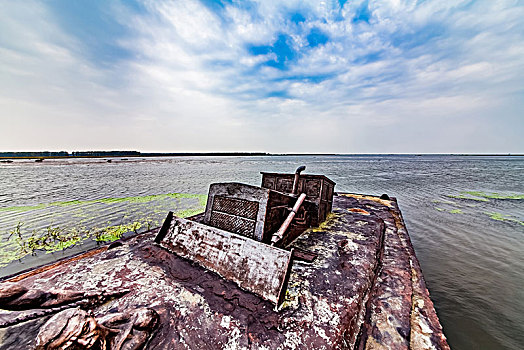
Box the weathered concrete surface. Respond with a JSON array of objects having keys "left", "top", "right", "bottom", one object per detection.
[
  {"left": 341, "top": 195, "right": 450, "bottom": 350},
  {"left": 0, "top": 194, "right": 449, "bottom": 349}
]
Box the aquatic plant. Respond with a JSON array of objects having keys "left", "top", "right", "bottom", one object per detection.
[
  {"left": 91, "top": 222, "right": 141, "bottom": 242},
  {"left": 0, "top": 201, "right": 208, "bottom": 268},
  {"left": 464, "top": 191, "right": 524, "bottom": 200},
  {"left": 3, "top": 222, "right": 89, "bottom": 262},
  {"left": 43, "top": 226, "right": 84, "bottom": 252},
  {"left": 449, "top": 209, "right": 463, "bottom": 214},
  {"left": 6, "top": 222, "right": 28, "bottom": 255},
  {"left": 446, "top": 194, "right": 489, "bottom": 202},
  {"left": 446, "top": 191, "right": 524, "bottom": 202},
  {"left": 0, "top": 222, "right": 119, "bottom": 267},
  {"left": 485, "top": 212, "right": 524, "bottom": 226},
  {"left": 431, "top": 199, "right": 456, "bottom": 205},
  {"left": 0, "top": 192, "right": 208, "bottom": 212}
]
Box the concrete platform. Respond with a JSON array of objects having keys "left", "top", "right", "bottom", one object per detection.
[{"left": 0, "top": 194, "right": 450, "bottom": 349}]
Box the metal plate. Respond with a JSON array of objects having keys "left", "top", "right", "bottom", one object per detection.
[
  {"left": 209, "top": 211, "right": 256, "bottom": 238},
  {"left": 157, "top": 216, "right": 293, "bottom": 305},
  {"left": 212, "top": 196, "right": 259, "bottom": 219}
]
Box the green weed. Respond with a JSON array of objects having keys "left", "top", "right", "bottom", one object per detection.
[
  {"left": 0, "top": 193, "right": 208, "bottom": 212},
  {"left": 485, "top": 212, "right": 524, "bottom": 226}
]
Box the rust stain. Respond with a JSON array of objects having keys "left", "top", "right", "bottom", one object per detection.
[
  {"left": 348, "top": 208, "right": 370, "bottom": 215},
  {"left": 340, "top": 193, "right": 394, "bottom": 208},
  {"left": 6, "top": 247, "right": 107, "bottom": 283}
]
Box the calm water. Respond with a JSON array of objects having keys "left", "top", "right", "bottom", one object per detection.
[{"left": 0, "top": 155, "right": 523, "bottom": 349}]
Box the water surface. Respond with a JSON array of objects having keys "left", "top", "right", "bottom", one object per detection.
[{"left": 0, "top": 155, "right": 522, "bottom": 349}]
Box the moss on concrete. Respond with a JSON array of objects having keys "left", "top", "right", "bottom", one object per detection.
[{"left": 310, "top": 213, "right": 340, "bottom": 232}]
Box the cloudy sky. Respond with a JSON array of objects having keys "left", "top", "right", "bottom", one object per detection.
[{"left": 0, "top": 0, "right": 523, "bottom": 153}]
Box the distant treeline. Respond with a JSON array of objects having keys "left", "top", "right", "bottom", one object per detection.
[
  {"left": 141, "top": 152, "right": 269, "bottom": 157},
  {"left": 0, "top": 151, "right": 269, "bottom": 159},
  {"left": 3, "top": 152, "right": 517, "bottom": 159},
  {"left": 0, "top": 151, "right": 140, "bottom": 158}
]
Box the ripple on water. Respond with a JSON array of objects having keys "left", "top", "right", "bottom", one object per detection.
[{"left": 0, "top": 155, "right": 523, "bottom": 349}]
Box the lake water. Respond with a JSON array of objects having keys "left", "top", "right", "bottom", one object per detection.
[{"left": 0, "top": 155, "right": 522, "bottom": 349}]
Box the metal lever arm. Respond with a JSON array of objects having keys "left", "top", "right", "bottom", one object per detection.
[{"left": 271, "top": 193, "right": 307, "bottom": 245}]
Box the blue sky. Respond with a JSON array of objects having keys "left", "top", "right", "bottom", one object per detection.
[{"left": 0, "top": 0, "right": 523, "bottom": 153}]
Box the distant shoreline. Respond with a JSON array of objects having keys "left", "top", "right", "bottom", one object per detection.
[
  {"left": 0, "top": 152, "right": 268, "bottom": 160},
  {"left": 0, "top": 152, "right": 522, "bottom": 160}
]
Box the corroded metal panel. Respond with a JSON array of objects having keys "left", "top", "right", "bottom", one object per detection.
[
  {"left": 158, "top": 216, "right": 293, "bottom": 305},
  {"left": 305, "top": 178, "right": 320, "bottom": 197},
  {"left": 276, "top": 177, "right": 294, "bottom": 193},
  {"left": 204, "top": 182, "right": 303, "bottom": 244},
  {"left": 209, "top": 195, "right": 259, "bottom": 238},
  {"left": 204, "top": 183, "right": 270, "bottom": 241},
  {"left": 209, "top": 211, "right": 256, "bottom": 238},
  {"left": 260, "top": 172, "right": 336, "bottom": 226},
  {"left": 212, "top": 195, "right": 259, "bottom": 219}
]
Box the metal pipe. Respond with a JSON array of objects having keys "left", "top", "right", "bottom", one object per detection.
[
  {"left": 292, "top": 165, "right": 306, "bottom": 195},
  {"left": 271, "top": 193, "right": 307, "bottom": 245}
]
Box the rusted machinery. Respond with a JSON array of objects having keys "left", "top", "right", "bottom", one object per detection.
[
  {"left": 261, "top": 169, "right": 335, "bottom": 226},
  {"left": 155, "top": 167, "right": 335, "bottom": 306},
  {"left": 203, "top": 182, "right": 301, "bottom": 244}
]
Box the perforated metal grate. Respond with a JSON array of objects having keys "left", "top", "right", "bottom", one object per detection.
[
  {"left": 212, "top": 196, "right": 259, "bottom": 219},
  {"left": 210, "top": 211, "right": 256, "bottom": 238}
]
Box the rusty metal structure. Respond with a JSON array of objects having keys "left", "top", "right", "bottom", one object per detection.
[
  {"left": 202, "top": 182, "right": 301, "bottom": 243},
  {"left": 261, "top": 170, "right": 335, "bottom": 226},
  {"left": 0, "top": 167, "right": 450, "bottom": 350},
  {"left": 156, "top": 166, "right": 331, "bottom": 306}
]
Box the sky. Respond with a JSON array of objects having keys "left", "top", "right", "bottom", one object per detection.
[{"left": 0, "top": 0, "right": 523, "bottom": 154}]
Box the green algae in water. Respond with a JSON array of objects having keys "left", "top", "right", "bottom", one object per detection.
[
  {"left": 485, "top": 212, "right": 524, "bottom": 226},
  {"left": 432, "top": 199, "right": 457, "bottom": 205},
  {"left": 0, "top": 197, "right": 207, "bottom": 267},
  {"left": 0, "top": 220, "right": 143, "bottom": 267},
  {"left": 446, "top": 191, "right": 524, "bottom": 202},
  {"left": 92, "top": 222, "right": 142, "bottom": 242},
  {"left": 488, "top": 212, "right": 506, "bottom": 221},
  {"left": 434, "top": 207, "right": 445, "bottom": 212},
  {"left": 0, "top": 192, "right": 208, "bottom": 212},
  {"left": 0, "top": 187, "right": 209, "bottom": 267},
  {"left": 1, "top": 223, "right": 90, "bottom": 263},
  {"left": 449, "top": 209, "right": 463, "bottom": 214},
  {"left": 174, "top": 208, "right": 204, "bottom": 218},
  {"left": 464, "top": 191, "right": 524, "bottom": 200},
  {"left": 447, "top": 194, "right": 489, "bottom": 202}
]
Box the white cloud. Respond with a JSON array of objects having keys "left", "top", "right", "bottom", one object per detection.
[{"left": 0, "top": 0, "right": 523, "bottom": 152}]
